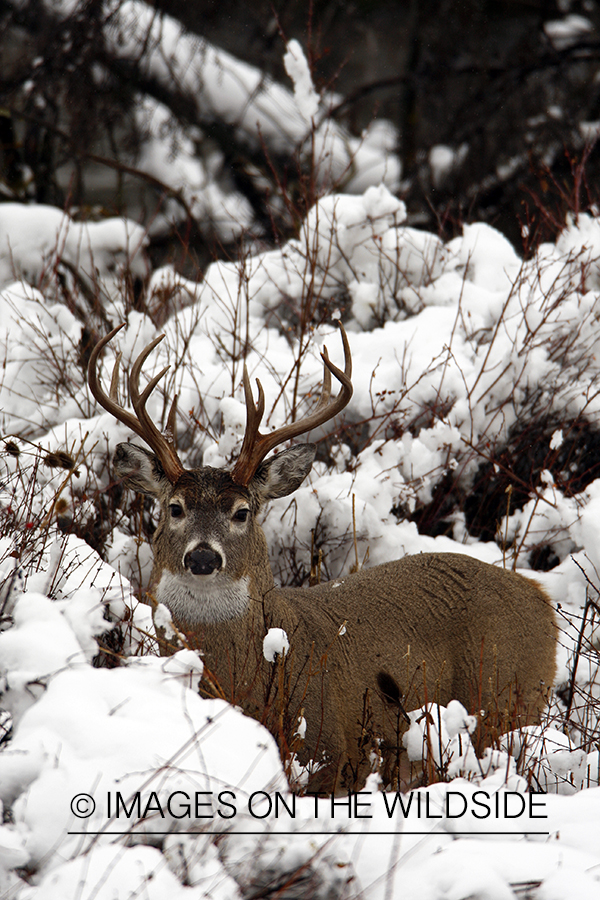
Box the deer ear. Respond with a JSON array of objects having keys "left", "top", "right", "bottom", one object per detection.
[
  {"left": 253, "top": 444, "right": 316, "bottom": 501},
  {"left": 113, "top": 442, "right": 171, "bottom": 496}
]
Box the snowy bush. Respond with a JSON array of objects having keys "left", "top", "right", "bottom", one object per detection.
[
  {"left": 2, "top": 131, "right": 600, "bottom": 896},
  {"left": 0, "top": 187, "right": 599, "bottom": 896},
  {"left": 2, "top": 0, "right": 600, "bottom": 894}
]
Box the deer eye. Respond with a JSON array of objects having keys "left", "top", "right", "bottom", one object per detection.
[
  {"left": 169, "top": 502, "right": 184, "bottom": 518},
  {"left": 233, "top": 508, "right": 250, "bottom": 523}
]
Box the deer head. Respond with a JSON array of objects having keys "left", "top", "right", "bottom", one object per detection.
[{"left": 88, "top": 323, "right": 352, "bottom": 624}]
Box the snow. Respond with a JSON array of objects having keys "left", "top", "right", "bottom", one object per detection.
[
  {"left": 133, "top": 97, "right": 255, "bottom": 242},
  {"left": 2, "top": 197, "right": 600, "bottom": 899},
  {"left": 262, "top": 627, "right": 290, "bottom": 662},
  {"left": 283, "top": 40, "right": 320, "bottom": 122},
  {"left": 15, "top": 0, "right": 399, "bottom": 246},
  {"left": 429, "top": 143, "right": 469, "bottom": 188},
  {"left": 0, "top": 203, "right": 147, "bottom": 293},
  {"left": 2, "top": 44, "right": 600, "bottom": 893},
  {"left": 100, "top": 0, "right": 401, "bottom": 201},
  {"left": 544, "top": 14, "right": 593, "bottom": 50},
  {"left": 19, "top": 845, "right": 202, "bottom": 900}
]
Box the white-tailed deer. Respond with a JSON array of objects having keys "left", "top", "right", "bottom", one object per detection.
[{"left": 89, "top": 323, "right": 557, "bottom": 791}]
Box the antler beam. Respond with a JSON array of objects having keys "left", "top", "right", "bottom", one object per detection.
[
  {"left": 88, "top": 323, "right": 183, "bottom": 483},
  {"left": 231, "top": 321, "right": 353, "bottom": 486}
]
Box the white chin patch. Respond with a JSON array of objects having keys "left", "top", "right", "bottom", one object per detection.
[{"left": 156, "top": 571, "right": 250, "bottom": 624}]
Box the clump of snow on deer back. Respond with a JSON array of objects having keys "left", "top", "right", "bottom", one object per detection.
[{"left": 263, "top": 627, "right": 290, "bottom": 662}]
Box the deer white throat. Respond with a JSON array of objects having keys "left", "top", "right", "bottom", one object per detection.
[{"left": 156, "top": 570, "right": 251, "bottom": 624}]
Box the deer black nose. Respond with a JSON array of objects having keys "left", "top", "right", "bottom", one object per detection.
[{"left": 184, "top": 547, "right": 222, "bottom": 576}]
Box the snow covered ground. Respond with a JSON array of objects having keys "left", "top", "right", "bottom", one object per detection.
[{"left": 1, "top": 183, "right": 600, "bottom": 896}]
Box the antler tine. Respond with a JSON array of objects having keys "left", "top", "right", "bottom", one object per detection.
[
  {"left": 306, "top": 321, "right": 352, "bottom": 423},
  {"left": 109, "top": 352, "right": 122, "bottom": 403},
  {"left": 165, "top": 394, "right": 179, "bottom": 450},
  {"left": 87, "top": 324, "right": 184, "bottom": 483},
  {"left": 242, "top": 366, "right": 266, "bottom": 433},
  {"left": 129, "top": 334, "right": 169, "bottom": 435},
  {"left": 233, "top": 367, "right": 265, "bottom": 477},
  {"left": 311, "top": 346, "right": 333, "bottom": 415},
  {"left": 88, "top": 324, "right": 140, "bottom": 437},
  {"left": 127, "top": 333, "right": 183, "bottom": 481},
  {"left": 231, "top": 321, "right": 353, "bottom": 486}
]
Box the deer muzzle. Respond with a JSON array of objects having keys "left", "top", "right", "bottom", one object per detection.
[{"left": 184, "top": 546, "right": 223, "bottom": 576}]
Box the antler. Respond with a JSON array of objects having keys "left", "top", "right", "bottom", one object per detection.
[
  {"left": 231, "top": 321, "right": 353, "bottom": 486},
  {"left": 88, "top": 323, "right": 184, "bottom": 483}
]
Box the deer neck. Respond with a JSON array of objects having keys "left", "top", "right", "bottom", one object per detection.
[{"left": 247, "top": 526, "right": 276, "bottom": 598}]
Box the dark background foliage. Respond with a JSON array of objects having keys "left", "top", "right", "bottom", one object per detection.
[{"left": 1, "top": 0, "right": 600, "bottom": 259}]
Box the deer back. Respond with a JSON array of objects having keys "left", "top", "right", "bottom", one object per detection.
[{"left": 198, "top": 552, "right": 557, "bottom": 790}]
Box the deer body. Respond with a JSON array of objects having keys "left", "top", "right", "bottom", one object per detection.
[
  {"left": 90, "top": 325, "right": 557, "bottom": 791},
  {"left": 199, "top": 552, "right": 556, "bottom": 790}
]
